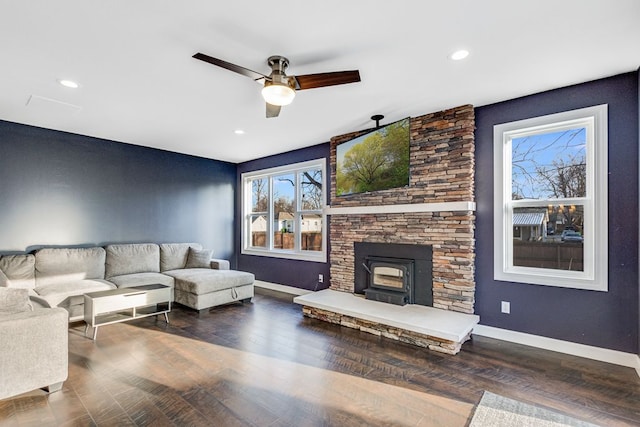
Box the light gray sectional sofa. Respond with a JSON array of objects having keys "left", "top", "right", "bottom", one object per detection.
[
  {"left": 0, "top": 243, "right": 254, "bottom": 321},
  {"left": 0, "top": 288, "right": 68, "bottom": 400}
]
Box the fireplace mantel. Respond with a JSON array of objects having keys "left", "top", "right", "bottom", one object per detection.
[{"left": 323, "top": 201, "right": 475, "bottom": 216}]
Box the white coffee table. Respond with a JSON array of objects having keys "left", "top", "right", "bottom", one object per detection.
[{"left": 84, "top": 284, "right": 171, "bottom": 340}]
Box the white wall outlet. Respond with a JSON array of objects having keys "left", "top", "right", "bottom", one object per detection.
[
  {"left": 318, "top": 274, "right": 324, "bottom": 283},
  {"left": 501, "top": 301, "right": 510, "bottom": 314}
]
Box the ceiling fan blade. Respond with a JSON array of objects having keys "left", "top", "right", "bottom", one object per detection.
[
  {"left": 293, "top": 70, "right": 360, "bottom": 90},
  {"left": 266, "top": 103, "right": 281, "bottom": 118},
  {"left": 192, "top": 53, "right": 268, "bottom": 81}
]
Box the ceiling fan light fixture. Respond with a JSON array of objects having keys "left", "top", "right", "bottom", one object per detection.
[
  {"left": 58, "top": 79, "right": 79, "bottom": 88},
  {"left": 450, "top": 49, "right": 469, "bottom": 61},
  {"left": 262, "top": 81, "right": 295, "bottom": 106}
]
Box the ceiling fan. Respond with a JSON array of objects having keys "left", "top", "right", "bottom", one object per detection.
[{"left": 192, "top": 53, "right": 361, "bottom": 118}]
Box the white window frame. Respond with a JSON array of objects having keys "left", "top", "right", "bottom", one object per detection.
[
  {"left": 242, "top": 158, "right": 327, "bottom": 263},
  {"left": 493, "top": 105, "right": 608, "bottom": 291}
]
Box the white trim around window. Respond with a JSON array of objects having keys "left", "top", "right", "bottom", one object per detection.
[
  {"left": 493, "top": 105, "right": 608, "bottom": 291},
  {"left": 241, "top": 158, "right": 327, "bottom": 263}
]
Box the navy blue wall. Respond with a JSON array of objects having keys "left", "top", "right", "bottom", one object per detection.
[
  {"left": 475, "top": 72, "right": 639, "bottom": 353},
  {"left": 236, "top": 143, "right": 331, "bottom": 291},
  {"left": 0, "top": 120, "right": 236, "bottom": 261}
]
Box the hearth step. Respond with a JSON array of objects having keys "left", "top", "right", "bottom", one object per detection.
[{"left": 293, "top": 289, "right": 480, "bottom": 353}]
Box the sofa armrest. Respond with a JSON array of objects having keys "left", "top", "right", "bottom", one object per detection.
[
  {"left": 210, "top": 258, "right": 230, "bottom": 270},
  {"left": 29, "top": 294, "right": 52, "bottom": 309},
  {"left": 0, "top": 308, "right": 68, "bottom": 400},
  {"left": 0, "top": 268, "right": 8, "bottom": 287}
]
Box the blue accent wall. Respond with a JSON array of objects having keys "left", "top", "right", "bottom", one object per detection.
[
  {"left": 0, "top": 120, "right": 236, "bottom": 261},
  {"left": 236, "top": 143, "right": 331, "bottom": 291},
  {"left": 475, "top": 72, "right": 639, "bottom": 353}
]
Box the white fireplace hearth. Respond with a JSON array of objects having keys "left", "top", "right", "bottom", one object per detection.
[{"left": 294, "top": 289, "right": 479, "bottom": 355}]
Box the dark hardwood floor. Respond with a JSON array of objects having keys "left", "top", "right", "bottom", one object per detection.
[{"left": 1, "top": 289, "right": 639, "bottom": 426}]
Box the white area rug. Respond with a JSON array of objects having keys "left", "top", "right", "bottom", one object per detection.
[{"left": 469, "top": 391, "right": 600, "bottom": 427}]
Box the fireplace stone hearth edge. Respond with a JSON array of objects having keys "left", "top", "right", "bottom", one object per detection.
[{"left": 294, "top": 290, "right": 479, "bottom": 355}]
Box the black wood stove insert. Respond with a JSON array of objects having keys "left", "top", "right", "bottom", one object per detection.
[{"left": 354, "top": 242, "right": 433, "bottom": 306}]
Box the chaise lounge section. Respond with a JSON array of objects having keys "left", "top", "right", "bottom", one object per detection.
[{"left": 168, "top": 268, "right": 254, "bottom": 314}]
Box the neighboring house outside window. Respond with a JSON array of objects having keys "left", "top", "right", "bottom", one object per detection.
[
  {"left": 494, "top": 105, "right": 608, "bottom": 291},
  {"left": 242, "top": 159, "right": 326, "bottom": 262},
  {"left": 512, "top": 211, "right": 548, "bottom": 241}
]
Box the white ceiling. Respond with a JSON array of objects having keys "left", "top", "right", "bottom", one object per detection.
[{"left": 1, "top": 1, "right": 639, "bottom": 164}]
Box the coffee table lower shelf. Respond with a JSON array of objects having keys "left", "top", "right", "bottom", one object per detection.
[{"left": 84, "top": 284, "right": 171, "bottom": 340}]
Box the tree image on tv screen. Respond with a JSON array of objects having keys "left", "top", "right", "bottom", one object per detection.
[{"left": 336, "top": 118, "right": 410, "bottom": 196}]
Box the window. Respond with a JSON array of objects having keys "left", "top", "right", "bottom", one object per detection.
[
  {"left": 494, "top": 105, "right": 608, "bottom": 291},
  {"left": 242, "top": 159, "right": 326, "bottom": 262}
]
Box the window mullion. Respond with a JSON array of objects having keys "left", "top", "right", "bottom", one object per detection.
[
  {"left": 268, "top": 176, "right": 274, "bottom": 251},
  {"left": 294, "top": 170, "right": 300, "bottom": 252}
]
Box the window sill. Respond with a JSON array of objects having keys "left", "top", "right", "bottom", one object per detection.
[
  {"left": 241, "top": 248, "right": 327, "bottom": 263},
  {"left": 495, "top": 268, "right": 607, "bottom": 292}
]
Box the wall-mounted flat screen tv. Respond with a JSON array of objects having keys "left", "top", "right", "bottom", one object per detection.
[{"left": 336, "top": 117, "right": 410, "bottom": 196}]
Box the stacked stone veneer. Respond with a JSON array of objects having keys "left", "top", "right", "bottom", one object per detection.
[
  {"left": 329, "top": 105, "right": 476, "bottom": 314},
  {"left": 302, "top": 306, "right": 470, "bottom": 354}
]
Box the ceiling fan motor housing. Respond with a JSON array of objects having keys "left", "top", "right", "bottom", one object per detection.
[
  {"left": 267, "top": 55, "right": 290, "bottom": 73},
  {"left": 267, "top": 55, "right": 296, "bottom": 89}
]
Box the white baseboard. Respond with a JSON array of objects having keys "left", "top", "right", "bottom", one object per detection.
[
  {"left": 254, "top": 280, "right": 313, "bottom": 296},
  {"left": 473, "top": 324, "right": 640, "bottom": 378}
]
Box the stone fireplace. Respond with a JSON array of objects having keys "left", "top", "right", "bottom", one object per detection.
[
  {"left": 294, "top": 105, "right": 478, "bottom": 354},
  {"left": 329, "top": 105, "right": 476, "bottom": 313}
]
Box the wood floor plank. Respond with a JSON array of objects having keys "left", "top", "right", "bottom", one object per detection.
[
  {"left": 1, "top": 290, "right": 638, "bottom": 426},
  {"left": 10, "top": 395, "right": 57, "bottom": 426},
  {"left": 110, "top": 387, "right": 172, "bottom": 426},
  {"left": 179, "top": 388, "right": 250, "bottom": 427},
  {"left": 57, "top": 413, "right": 97, "bottom": 427},
  {"left": 0, "top": 399, "right": 17, "bottom": 427}
]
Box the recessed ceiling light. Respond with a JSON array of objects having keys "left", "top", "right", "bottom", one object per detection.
[
  {"left": 450, "top": 50, "right": 469, "bottom": 61},
  {"left": 58, "top": 79, "right": 79, "bottom": 88},
  {"left": 234, "top": 129, "right": 245, "bottom": 135}
]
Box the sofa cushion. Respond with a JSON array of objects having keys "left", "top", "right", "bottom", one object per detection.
[
  {"left": 185, "top": 248, "right": 213, "bottom": 269},
  {"left": 108, "top": 272, "right": 174, "bottom": 289},
  {"left": 175, "top": 284, "right": 253, "bottom": 311},
  {"left": 0, "top": 268, "right": 8, "bottom": 287},
  {"left": 159, "top": 243, "right": 202, "bottom": 272},
  {"left": 0, "top": 288, "right": 33, "bottom": 313},
  {"left": 0, "top": 254, "right": 36, "bottom": 289},
  {"left": 105, "top": 244, "right": 160, "bottom": 278},
  {"left": 165, "top": 269, "right": 254, "bottom": 295},
  {"left": 35, "top": 247, "right": 106, "bottom": 288},
  {"left": 35, "top": 279, "right": 115, "bottom": 308}
]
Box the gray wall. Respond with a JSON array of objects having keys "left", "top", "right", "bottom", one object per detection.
[
  {"left": 0, "top": 120, "right": 236, "bottom": 261},
  {"left": 475, "top": 71, "right": 639, "bottom": 353}
]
